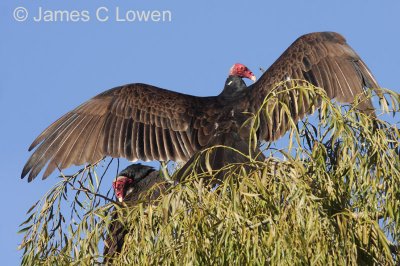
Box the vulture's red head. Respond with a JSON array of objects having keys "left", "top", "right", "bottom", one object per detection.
[
  {"left": 229, "top": 63, "right": 256, "bottom": 82},
  {"left": 112, "top": 164, "right": 155, "bottom": 202},
  {"left": 112, "top": 176, "right": 134, "bottom": 202}
]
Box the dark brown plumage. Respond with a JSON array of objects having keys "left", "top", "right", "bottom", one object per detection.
[
  {"left": 175, "top": 131, "right": 266, "bottom": 182},
  {"left": 22, "top": 32, "right": 380, "bottom": 181},
  {"left": 103, "top": 164, "right": 169, "bottom": 264}
]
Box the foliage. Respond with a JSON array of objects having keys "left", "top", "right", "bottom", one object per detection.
[{"left": 19, "top": 81, "right": 400, "bottom": 265}]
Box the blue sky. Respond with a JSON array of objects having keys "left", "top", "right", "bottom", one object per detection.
[{"left": 1, "top": 0, "right": 399, "bottom": 264}]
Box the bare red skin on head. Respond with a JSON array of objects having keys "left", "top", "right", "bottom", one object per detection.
[
  {"left": 229, "top": 63, "right": 256, "bottom": 80},
  {"left": 112, "top": 176, "right": 133, "bottom": 201}
]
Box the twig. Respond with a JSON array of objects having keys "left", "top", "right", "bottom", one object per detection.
[
  {"left": 96, "top": 158, "right": 114, "bottom": 195},
  {"left": 68, "top": 181, "right": 120, "bottom": 205}
]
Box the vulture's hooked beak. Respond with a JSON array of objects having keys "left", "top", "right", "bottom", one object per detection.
[
  {"left": 113, "top": 176, "right": 133, "bottom": 203},
  {"left": 250, "top": 75, "right": 257, "bottom": 83}
]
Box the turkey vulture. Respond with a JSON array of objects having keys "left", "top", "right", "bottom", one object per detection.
[
  {"left": 22, "top": 32, "right": 380, "bottom": 181},
  {"left": 103, "top": 164, "right": 169, "bottom": 263}
]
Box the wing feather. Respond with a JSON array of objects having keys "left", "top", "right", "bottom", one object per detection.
[{"left": 77, "top": 115, "right": 104, "bottom": 164}]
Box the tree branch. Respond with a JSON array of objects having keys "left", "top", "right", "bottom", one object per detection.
[{"left": 68, "top": 180, "right": 120, "bottom": 205}]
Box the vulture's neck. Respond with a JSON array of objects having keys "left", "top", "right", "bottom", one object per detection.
[{"left": 218, "top": 76, "right": 248, "bottom": 101}]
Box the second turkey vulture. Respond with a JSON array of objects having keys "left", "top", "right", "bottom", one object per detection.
[
  {"left": 22, "top": 32, "right": 380, "bottom": 181},
  {"left": 103, "top": 164, "right": 169, "bottom": 263}
]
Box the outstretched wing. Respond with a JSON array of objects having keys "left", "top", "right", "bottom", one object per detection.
[
  {"left": 22, "top": 84, "right": 219, "bottom": 181},
  {"left": 246, "top": 32, "right": 380, "bottom": 141}
]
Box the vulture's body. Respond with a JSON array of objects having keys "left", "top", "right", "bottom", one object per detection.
[
  {"left": 22, "top": 32, "right": 380, "bottom": 181},
  {"left": 103, "top": 164, "right": 168, "bottom": 264}
]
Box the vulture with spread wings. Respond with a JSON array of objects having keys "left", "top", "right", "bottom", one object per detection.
[{"left": 22, "top": 32, "right": 380, "bottom": 181}]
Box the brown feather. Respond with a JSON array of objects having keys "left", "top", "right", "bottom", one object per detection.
[
  {"left": 76, "top": 116, "right": 104, "bottom": 165},
  {"left": 154, "top": 127, "right": 166, "bottom": 161}
]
